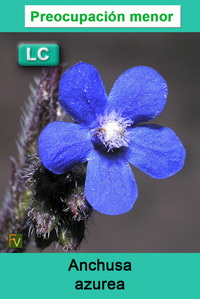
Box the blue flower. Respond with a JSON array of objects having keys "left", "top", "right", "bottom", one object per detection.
[{"left": 38, "top": 62, "right": 186, "bottom": 215}]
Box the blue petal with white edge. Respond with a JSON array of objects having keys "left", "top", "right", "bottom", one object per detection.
[
  {"left": 108, "top": 66, "right": 168, "bottom": 124},
  {"left": 85, "top": 151, "right": 138, "bottom": 215},
  {"left": 38, "top": 121, "right": 93, "bottom": 174},
  {"left": 124, "top": 124, "right": 186, "bottom": 179},
  {"left": 59, "top": 62, "right": 108, "bottom": 126}
]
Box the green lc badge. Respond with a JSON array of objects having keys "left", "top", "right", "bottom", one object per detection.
[{"left": 18, "top": 44, "right": 60, "bottom": 66}]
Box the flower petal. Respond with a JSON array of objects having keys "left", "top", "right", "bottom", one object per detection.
[
  {"left": 38, "top": 121, "right": 93, "bottom": 174},
  {"left": 124, "top": 125, "right": 186, "bottom": 179},
  {"left": 85, "top": 151, "right": 138, "bottom": 215},
  {"left": 59, "top": 62, "right": 108, "bottom": 126},
  {"left": 108, "top": 66, "right": 168, "bottom": 124}
]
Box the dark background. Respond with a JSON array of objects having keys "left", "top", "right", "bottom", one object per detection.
[{"left": 0, "top": 33, "right": 199, "bottom": 252}]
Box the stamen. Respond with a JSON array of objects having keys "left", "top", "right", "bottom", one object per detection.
[{"left": 93, "top": 110, "right": 133, "bottom": 151}]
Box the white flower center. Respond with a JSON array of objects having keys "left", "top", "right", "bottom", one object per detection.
[
  {"left": 101, "top": 121, "right": 125, "bottom": 144},
  {"left": 93, "top": 110, "right": 133, "bottom": 151}
]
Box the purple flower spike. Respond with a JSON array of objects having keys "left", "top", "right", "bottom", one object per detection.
[{"left": 38, "top": 62, "right": 186, "bottom": 216}]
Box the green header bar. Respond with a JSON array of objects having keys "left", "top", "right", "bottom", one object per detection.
[{"left": 0, "top": 0, "right": 200, "bottom": 32}]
